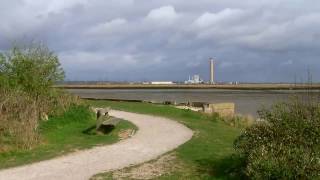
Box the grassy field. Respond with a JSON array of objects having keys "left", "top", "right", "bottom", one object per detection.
[
  {"left": 89, "top": 100, "right": 243, "bottom": 179},
  {"left": 0, "top": 105, "right": 137, "bottom": 169}
]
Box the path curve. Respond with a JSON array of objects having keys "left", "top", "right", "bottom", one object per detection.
[{"left": 0, "top": 110, "right": 193, "bottom": 180}]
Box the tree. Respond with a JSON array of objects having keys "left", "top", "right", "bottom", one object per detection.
[
  {"left": 0, "top": 43, "right": 70, "bottom": 149},
  {"left": 1, "top": 43, "right": 65, "bottom": 98}
]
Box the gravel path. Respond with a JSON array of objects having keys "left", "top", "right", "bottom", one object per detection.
[{"left": 0, "top": 110, "right": 193, "bottom": 180}]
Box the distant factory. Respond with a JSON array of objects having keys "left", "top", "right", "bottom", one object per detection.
[
  {"left": 184, "top": 58, "right": 215, "bottom": 84},
  {"left": 144, "top": 57, "right": 217, "bottom": 85},
  {"left": 185, "top": 75, "right": 203, "bottom": 84}
]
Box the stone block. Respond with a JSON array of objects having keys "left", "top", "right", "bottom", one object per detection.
[
  {"left": 202, "top": 103, "right": 235, "bottom": 117},
  {"left": 209, "top": 103, "right": 235, "bottom": 117}
]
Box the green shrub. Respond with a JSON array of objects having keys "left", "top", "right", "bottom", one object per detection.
[
  {"left": 0, "top": 43, "right": 78, "bottom": 151},
  {"left": 2, "top": 43, "right": 64, "bottom": 97},
  {"left": 234, "top": 97, "right": 320, "bottom": 179}
]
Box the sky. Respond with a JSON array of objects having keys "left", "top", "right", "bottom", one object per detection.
[{"left": 0, "top": 0, "right": 320, "bottom": 82}]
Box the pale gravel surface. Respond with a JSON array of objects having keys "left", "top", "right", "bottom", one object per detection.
[{"left": 0, "top": 110, "right": 193, "bottom": 180}]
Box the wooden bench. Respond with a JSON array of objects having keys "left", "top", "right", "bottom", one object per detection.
[
  {"left": 96, "top": 108, "right": 122, "bottom": 133},
  {"left": 101, "top": 117, "right": 121, "bottom": 126}
]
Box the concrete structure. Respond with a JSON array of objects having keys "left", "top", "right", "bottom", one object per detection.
[
  {"left": 210, "top": 58, "right": 215, "bottom": 84},
  {"left": 174, "top": 102, "right": 235, "bottom": 117},
  {"left": 151, "top": 81, "right": 174, "bottom": 85},
  {"left": 185, "top": 74, "right": 203, "bottom": 84},
  {"left": 203, "top": 103, "right": 235, "bottom": 117}
]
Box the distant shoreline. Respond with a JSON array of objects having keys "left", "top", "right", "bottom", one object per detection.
[{"left": 55, "top": 83, "right": 320, "bottom": 90}]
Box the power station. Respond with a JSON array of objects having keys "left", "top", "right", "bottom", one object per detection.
[
  {"left": 185, "top": 74, "right": 203, "bottom": 84},
  {"left": 183, "top": 58, "right": 216, "bottom": 84},
  {"left": 210, "top": 58, "right": 215, "bottom": 84}
]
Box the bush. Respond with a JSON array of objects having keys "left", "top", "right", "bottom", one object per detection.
[
  {"left": 234, "top": 97, "right": 320, "bottom": 179},
  {"left": 1, "top": 43, "right": 64, "bottom": 97},
  {"left": 0, "top": 43, "right": 78, "bottom": 151}
]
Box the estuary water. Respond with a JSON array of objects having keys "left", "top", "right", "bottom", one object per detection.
[{"left": 68, "top": 89, "right": 314, "bottom": 117}]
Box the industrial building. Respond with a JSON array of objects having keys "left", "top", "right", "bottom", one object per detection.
[
  {"left": 184, "top": 58, "right": 215, "bottom": 84},
  {"left": 185, "top": 75, "right": 203, "bottom": 84},
  {"left": 150, "top": 81, "right": 175, "bottom": 85},
  {"left": 147, "top": 58, "right": 215, "bottom": 85}
]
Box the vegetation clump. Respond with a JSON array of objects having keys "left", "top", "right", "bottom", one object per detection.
[
  {"left": 235, "top": 97, "right": 320, "bottom": 179},
  {"left": 0, "top": 43, "right": 78, "bottom": 151}
]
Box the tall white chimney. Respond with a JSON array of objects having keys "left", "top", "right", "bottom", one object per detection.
[{"left": 210, "top": 58, "right": 214, "bottom": 84}]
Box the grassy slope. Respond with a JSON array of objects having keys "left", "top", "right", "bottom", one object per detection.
[
  {"left": 0, "top": 105, "right": 137, "bottom": 169},
  {"left": 89, "top": 100, "right": 242, "bottom": 179}
]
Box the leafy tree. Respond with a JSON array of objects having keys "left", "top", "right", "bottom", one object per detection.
[
  {"left": 1, "top": 43, "right": 64, "bottom": 98},
  {"left": 0, "top": 43, "right": 77, "bottom": 150}
]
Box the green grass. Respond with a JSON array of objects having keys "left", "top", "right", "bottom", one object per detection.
[
  {"left": 0, "top": 105, "right": 137, "bottom": 169},
  {"left": 88, "top": 100, "right": 243, "bottom": 179}
]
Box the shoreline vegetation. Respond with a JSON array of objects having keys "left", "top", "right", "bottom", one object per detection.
[{"left": 54, "top": 83, "right": 320, "bottom": 90}]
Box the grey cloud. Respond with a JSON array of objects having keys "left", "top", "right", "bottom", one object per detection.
[{"left": 0, "top": 0, "right": 320, "bottom": 82}]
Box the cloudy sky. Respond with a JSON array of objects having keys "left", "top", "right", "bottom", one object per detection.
[{"left": 1, "top": 0, "right": 320, "bottom": 82}]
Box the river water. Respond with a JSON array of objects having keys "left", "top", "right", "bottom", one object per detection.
[{"left": 68, "top": 89, "right": 315, "bottom": 117}]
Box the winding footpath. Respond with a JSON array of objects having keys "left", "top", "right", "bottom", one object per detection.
[{"left": 0, "top": 110, "right": 193, "bottom": 180}]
